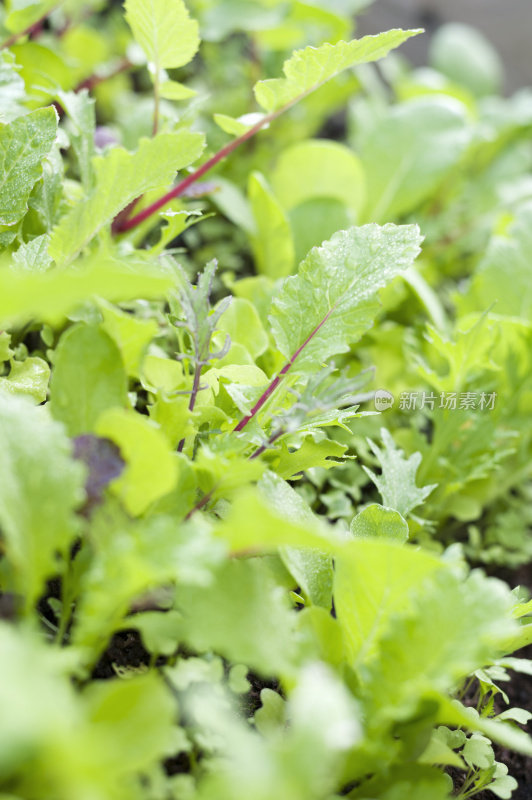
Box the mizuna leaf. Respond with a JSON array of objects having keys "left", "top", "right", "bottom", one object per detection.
[
  {"left": 49, "top": 130, "right": 205, "bottom": 265},
  {"left": 0, "top": 106, "right": 57, "bottom": 228},
  {"left": 254, "top": 29, "right": 422, "bottom": 113},
  {"left": 124, "top": 0, "right": 200, "bottom": 71},
  {"left": 363, "top": 428, "right": 437, "bottom": 518},
  {"left": 269, "top": 223, "right": 423, "bottom": 371}
]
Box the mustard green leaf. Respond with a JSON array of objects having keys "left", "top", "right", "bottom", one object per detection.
[
  {"left": 0, "top": 106, "right": 57, "bottom": 228},
  {"left": 254, "top": 29, "right": 422, "bottom": 113},
  {"left": 124, "top": 0, "right": 200, "bottom": 71},
  {"left": 49, "top": 130, "right": 205, "bottom": 265},
  {"left": 269, "top": 223, "right": 423, "bottom": 371}
]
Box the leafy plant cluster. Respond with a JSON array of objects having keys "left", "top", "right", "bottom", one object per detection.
[{"left": 0, "top": 1, "right": 532, "bottom": 799}]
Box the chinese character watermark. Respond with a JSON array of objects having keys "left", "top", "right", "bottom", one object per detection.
[{"left": 374, "top": 390, "right": 497, "bottom": 412}]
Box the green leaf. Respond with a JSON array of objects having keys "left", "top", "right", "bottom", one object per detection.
[
  {"left": 12, "top": 234, "right": 52, "bottom": 272},
  {"left": 272, "top": 139, "right": 366, "bottom": 217},
  {"left": 172, "top": 557, "right": 299, "bottom": 675},
  {"left": 365, "top": 571, "right": 515, "bottom": 719},
  {"left": 458, "top": 203, "right": 532, "bottom": 321},
  {"left": 350, "top": 503, "right": 409, "bottom": 542},
  {"left": 98, "top": 299, "right": 159, "bottom": 378},
  {"left": 56, "top": 89, "right": 96, "bottom": 190},
  {"left": 269, "top": 223, "right": 423, "bottom": 371},
  {"left": 0, "top": 106, "right": 57, "bottom": 228},
  {"left": 0, "top": 50, "right": 26, "bottom": 124},
  {"left": 429, "top": 23, "right": 503, "bottom": 97},
  {"left": 0, "top": 356, "right": 50, "bottom": 403},
  {"left": 360, "top": 97, "right": 470, "bottom": 222},
  {"left": 248, "top": 171, "right": 295, "bottom": 279},
  {"left": 255, "top": 29, "right": 422, "bottom": 112},
  {"left": 50, "top": 324, "right": 128, "bottom": 437},
  {"left": 82, "top": 672, "right": 175, "bottom": 774},
  {"left": 49, "top": 130, "right": 205, "bottom": 265},
  {"left": 0, "top": 393, "right": 84, "bottom": 606},
  {"left": 125, "top": 0, "right": 200, "bottom": 71},
  {"left": 4, "top": 0, "right": 57, "bottom": 34},
  {"left": 95, "top": 408, "right": 178, "bottom": 516},
  {"left": 334, "top": 539, "right": 443, "bottom": 665},
  {"left": 215, "top": 297, "right": 269, "bottom": 360},
  {"left": 0, "top": 256, "right": 174, "bottom": 326},
  {"left": 363, "top": 428, "right": 436, "bottom": 518}
]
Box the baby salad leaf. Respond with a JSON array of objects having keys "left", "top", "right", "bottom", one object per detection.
[
  {"left": 363, "top": 428, "right": 436, "bottom": 518},
  {"left": 49, "top": 130, "right": 205, "bottom": 265},
  {"left": 270, "top": 224, "right": 423, "bottom": 371},
  {"left": 0, "top": 256, "right": 173, "bottom": 326},
  {"left": 125, "top": 0, "right": 200, "bottom": 71},
  {"left": 0, "top": 50, "right": 26, "bottom": 123},
  {"left": 0, "top": 106, "right": 57, "bottom": 229},
  {"left": 254, "top": 29, "right": 422, "bottom": 112},
  {"left": 0, "top": 393, "right": 85, "bottom": 608},
  {"left": 50, "top": 324, "right": 128, "bottom": 437}
]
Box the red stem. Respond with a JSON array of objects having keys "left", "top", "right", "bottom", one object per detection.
[
  {"left": 114, "top": 109, "right": 281, "bottom": 233},
  {"left": 177, "top": 360, "right": 202, "bottom": 453},
  {"left": 0, "top": 4, "right": 60, "bottom": 50},
  {"left": 234, "top": 306, "right": 334, "bottom": 432}
]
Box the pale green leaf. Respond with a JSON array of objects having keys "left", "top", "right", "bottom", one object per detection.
[
  {"left": 254, "top": 29, "right": 422, "bottom": 112},
  {"left": 248, "top": 171, "right": 295, "bottom": 279},
  {"left": 360, "top": 97, "right": 470, "bottom": 222},
  {"left": 95, "top": 408, "right": 178, "bottom": 516},
  {"left": 429, "top": 23, "right": 503, "bottom": 97},
  {"left": 365, "top": 571, "right": 515, "bottom": 719},
  {"left": 50, "top": 324, "right": 128, "bottom": 437},
  {"left": 56, "top": 89, "right": 95, "bottom": 190},
  {"left": 159, "top": 79, "right": 196, "bottom": 100},
  {"left": 0, "top": 394, "right": 85, "bottom": 606},
  {"left": 269, "top": 223, "right": 422, "bottom": 370},
  {"left": 272, "top": 139, "right": 366, "bottom": 216},
  {"left": 0, "top": 257, "right": 173, "bottom": 326},
  {"left": 124, "top": 0, "right": 200, "bottom": 70},
  {"left": 98, "top": 299, "right": 159, "bottom": 378},
  {"left": 363, "top": 428, "right": 436, "bottom": 518},
  {"left": 49, "top": 130, "right": 205, "bottom": 265},
  {"left": 350, "top": 503, "right": 409, "bottom": 542},
  {"left": 215, "top": 297, "right": 269, "bottom": 360},
  {"left": 0, "top": 50, "right": 26, "bottom": 123},
  {"left": 334, "top": 539, "right": 443, "bottom": 665},
  {"left": 4, "top": 0, "right": 57, "bottom": 34},
  {"left": 12, "top": 234, "right": 52, "bottom": 272},
  {"left": 0, "top": 106, "right": 57, "bottom": 228},
  {"left": 0, "top": 356, "right": 50, "bottom": 403}
]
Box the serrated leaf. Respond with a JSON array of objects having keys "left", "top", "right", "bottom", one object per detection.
[
  {"left": 255, "top": 29, "right": 422, "bottom": 112},
  {"left": 0, "top": 106, "right": 57, "bottom": 228},
  {"left": 0, "top": 393, "right": 85, "bottom": 607},
  {"left": 363, "top": 428, "right": 436, "bottom": 517},
  {"left": 125, "top": 0, "right": 200, "bottom": 71},
  {"left": 269, "top": 224, "right": 422, "bottom": 371},
  {"left": 50, "top": 324, "right": 128, "bottom": 437},
  {"left": 49, "top": 130, "right": 205, "bottom": 265},
  {"left": 0, "top": 356, "right": 50, "bottom": 403}
]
